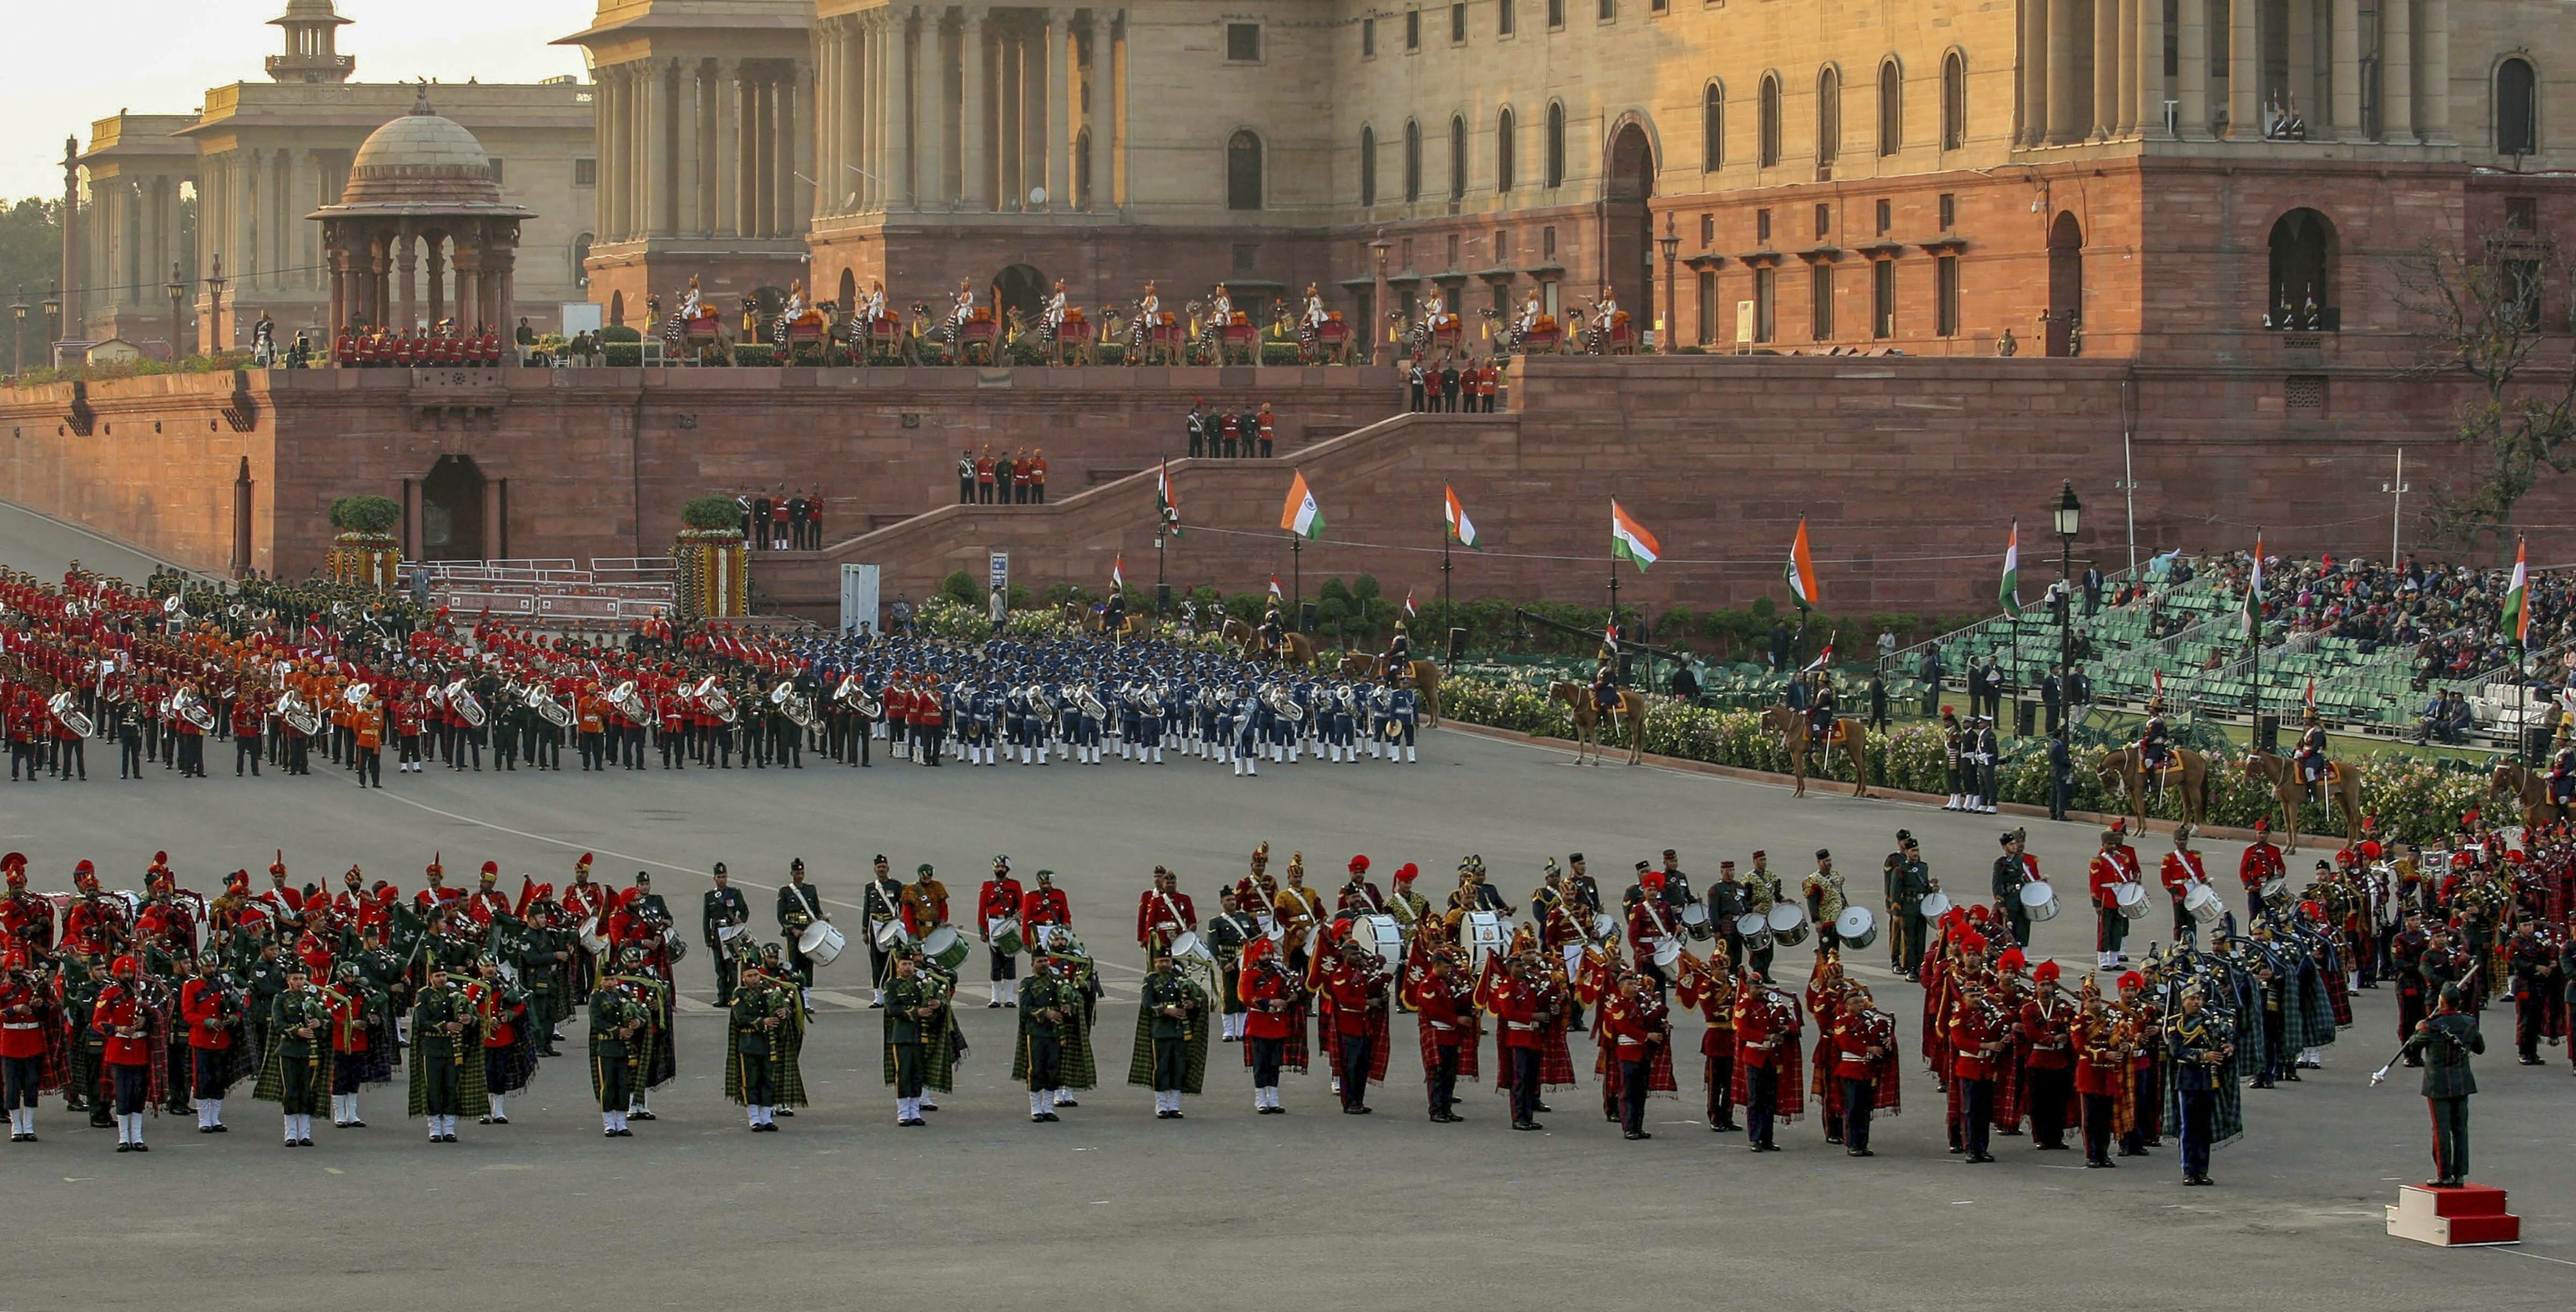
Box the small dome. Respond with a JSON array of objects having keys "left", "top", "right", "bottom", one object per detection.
[{"left": 338, "top": 91, "right": 499, "bottom": 207}]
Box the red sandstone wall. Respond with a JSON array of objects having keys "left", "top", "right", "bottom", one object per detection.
[{"left": 0, "top": 373, "right": 275, "bottom": 574}]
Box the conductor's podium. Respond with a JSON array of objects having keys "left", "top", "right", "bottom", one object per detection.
[{"left": 2386, "top": 1183, "right": 2521, "bottom": 1247}]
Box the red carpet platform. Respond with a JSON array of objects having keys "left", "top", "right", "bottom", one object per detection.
[{"left": 2385, "top": 1184, "right": 2521, "bottom": 1247}]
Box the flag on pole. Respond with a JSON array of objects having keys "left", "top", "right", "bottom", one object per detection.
[
  {"left": 2242, "top": 536, "right": 2266, "bottom": 638},
  {"left": 1801, "top": 643, "right": 1835, "bottom": 673},
  {"left": 1610, "top": 501, "right": 1660, "bottom": 571},
  {"left": 1269, "top": 575, "right": 1284, "bottom": 600},
  {"left": 1999, "top": 521, "right": 2023, "bottom": 619},
  {"left": 1402, "top": 588, "right": 1418, "bottom": 618},
  {"left": 2303, "top": 677, "right": 2316, "bottom": 710},
  {"left": 1784, "top": 517, "right": 1820, "bottom": 609},
  {"left": 2508, "top": 537, "right": 2530, "bottom": 646},
  {"left": 2153, "top": 669, "right": 2164, "bottom": 699},
  {"left": 1444, "top": 487, "right": 1481, "bottom": 549},
  {"left": 1280, "top": 472, "right": 1324, "bottom": 540},
  {"left": 1111, "top": 554, "right": 1125, "bottom": 590},
  {"left": 1156, "top": 461, "right": 1182, "bottom": 538},
  {"left": 1602, "top": 617, "right": 1619, "bottom": 652}
]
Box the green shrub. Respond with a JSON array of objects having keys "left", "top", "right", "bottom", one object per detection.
[
  {"left": 941, "top": 570, "right": 981, "bottom": 605},
  {"left": 327, "top": 494, "right": 402, "bottom": 535},
  {"left": 681, "top": 494, "right": 743, "bottom": 531},
  {"left": 731, "top": 344, "right": 777, "bottom": 367},
  {"left": 604, "top": 344, "right": 642, "bottom": 367},
  {"left": 601, "top": 325, "right": 644, "bottom": 344},
  {"left": 1260, "top": 342, "right": 1304, "bottom": 366}
]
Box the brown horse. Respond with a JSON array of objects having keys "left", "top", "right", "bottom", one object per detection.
[
  {"left": 1219, "top": 617, "right": 1314, "bottom": 669},
  {"left": 1548, "top": 681, "right": 1647, "bottom": 765},
  {"left": 2490, "top": 763, "right": 2568, "bottom": 833},
  {"left": 1759, "top": 707, "right": 1871, "bottom": 799},
  {"left": 2240, "top": 751, "right": 2361, "bottom": 854},
  {"left": 1335, "top": 653, "right": 1444, "bottom": 725},
  {"left": 2092, "top": 746, "right": 2212, "bottom": 834}
]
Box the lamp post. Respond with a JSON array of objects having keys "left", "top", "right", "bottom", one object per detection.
[
  {"left": 2054, "top": 479, "right": 2081, "bottom": 734},
  {"left": 8, "top": 293, "right": 26, "bottom": 377},
  {"left": 204, "top": 254, "right": 229, "bottom": 355},
  {"left": 1368, "top": 230, "right": 1394, "bottom": 367},
  {"left": 1657, "top": 214, "right": 1680, "bottom": 354},
  {"left": 165, "top": 261, "right": 189, "bottom": 365},
  {"left": 40, "top": 283, "right": 61, "bottom": 367}
]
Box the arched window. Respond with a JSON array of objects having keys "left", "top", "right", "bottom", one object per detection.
[
  {"left": 1703, "top": 83, "right": 1724, "bottom": 170},
  {"left": 1360, "top": 126, "right": 1378, "bottom": 205},
  {"left": 1941, "top": 51, "right": 1967, "bottom": 150},
  {"left": 1404, "top": 119, "right": 1423, "bottom": 202},
  {"left": 1817, "top": 67, "right": 1841, "bottom": 167},
  {"left": 1227, "top": 130, "right": 1264, "bottom": 210},
  {"left": 2267, "top": 208, "right": 2336, "bottom": 324},
  {"left": 1877, "top": 59, "right": 1901, "bottom": 156},
  {"left": 1545, "top": 101, "right": 1567, "bottom": 187},
  {"left": 1497, "top": 107, "right": 1517, "bottom": 192},
  {"left": 2497, "top": 58, "right": 2538, "bottom": 156},
  {"left": 1450, "top": 115, "right": 1468, "bottom": 199},
  {"left": 1758, "top": 75, "right": 1782, "bottom": 166}
]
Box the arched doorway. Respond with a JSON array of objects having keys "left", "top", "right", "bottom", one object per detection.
[
  {"left": 993, "top": 264, "right": 1048, "bottom": 332},
  {"left": 2267, "top": 209, "right": 2334, "bottom": 327},
  {"left": 1605, "top": 122, "right": 1656, "bottom": 342},
  {"left": 420, "top": 455, "right": 488, "bottom": 563},
  {"left": 608, "top": 290, "right": 625, "bottom": 328},
  {"left": 2046, "top": 211, "right": 2083, "bottom": 357},
  {"left": 836, "top": 268, "right": 858, "bottom": 315}
]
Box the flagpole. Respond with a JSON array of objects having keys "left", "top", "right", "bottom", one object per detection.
[
  {"left": 1606, "top": 496, "right": 1621, "bottom": 656},
  {"left": 1291, "top": 534, "right": 1302, "bottom": 633},
  {"left": 1440, "top": 531, "right": 1454, "bottom": 672},
  {"left": 2249, "top": 527, "right": 2264, "bottom": 746}
]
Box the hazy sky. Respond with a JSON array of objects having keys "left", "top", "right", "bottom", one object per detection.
[{"left": 1, "top": 0, "right": 591, "bottom": 201}]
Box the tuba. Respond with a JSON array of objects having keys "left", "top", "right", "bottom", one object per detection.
[
  {"left": 693, "top": 676, "right": 738, "bottom": 725},
  {"left": 446, "top": 677, "right": 487, "bottom": 729},
  {"left": 279, "top": 690, "right": 324, "bottom": 738},
  {"left": 832, "top": 675, "right": 883, "bottom": 719},
  {"left": 47, "top": 691, "right": 94, "bottom": 738},
  {"left": 1075, "top": 684, "right": 1107, "bottom": 721},
  {"left": 525, "top": 682, "right": 574, "bottom": 728},
  {"left": 1263, "top": 683, "right": 1304, "bottom": 724},
  {"left": 605, "top": 680, "right": 648, "bottom": 723},
  {"left": 173, "top": 687, "right": 216, "bottom": 732}
]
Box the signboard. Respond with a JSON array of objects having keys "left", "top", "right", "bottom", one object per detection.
[
  {"left": 1735, "top": 302, "right": 1757, "bottom": 345},
  {"left": 989, "top": 552, "right": 1010, "bottom": 594},
  {"left": 561, "top": 302, "right": 605, "bottom": 336},
  {"left": 840, "top": 563, "right": 882, "bottom": 636}
]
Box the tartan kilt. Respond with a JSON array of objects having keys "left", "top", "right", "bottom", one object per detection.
[
  {"left": 1493, "top": 1026, "right": 1576, "bottom": 1091},
  {"left": 1811, "top": 1039, "right": 1840, "bottom": 1120},
  {"left": 883, "top": 1013, "right": 963, "bottom": 1093},
  {"left": 1417, "top": 1019, "right": 1481, "bottom": 1081},
  {"left": 252, "top": 1041, "right": 338, "bottom": 1110},
  {"left": 38, "top": 1022, "right": 69, "bottom": 1094},
  {"left": 407, "top": 1044, "right": 491, "bottom": 1118},
  {"left": 1992, "top": 1043, "right": 2029, "bottom": 1130},
  {"left": 1321, "top": 1007, "right": 1392, "bottom": 1081},
  {"left": 1729, "top": 1035, "right": 1805, "bottom": 1122},
  {"left": 2323, "top": 962, "right": 2354, "bottom": 1029},
  {"left": 1596, "top": 1042, "right": 1678, "bottom": 1104},
  {"left": 1244, "top": 1015, "right": 1311, "bottom": 1073},
  {"left": 1868, "top": 1054, "right": 1904, "bottom": 1115},
  {"left": 1125, "top": 1014, "right": 1211, "bottom": 1095},
  {"left": 2130, "top": 1064, "right": 2162, "bottom": 1137},
  {"left": 484, "top": 1030, "right": 539, "bottom": 1095},
  {"left": 725, "top": 1032, "right": 810, "bottom": 1108},
  {"left": 1013, "top": 1021, "right": 1098, "bottom": 1089}
]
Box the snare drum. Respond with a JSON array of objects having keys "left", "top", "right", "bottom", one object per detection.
[
  {"left": 1733, "top": 911, "right": 1773, "bottom": 951},
  {"left": 1652, "top": 936, "right": 1682, "bottom": 969},
  {"left": 1678, "top": 902, "right": 1714, "bottom": 942},
  {"left": 2017, "top": 879, "right": 2061, "bottom": 923},
  {"left": 1834, "top": 905, "right": 1879, "bottom": 949},
  {"left": 2113, "top": 881, "right": 2150, "bottom": 920},
  {"left": 1591, "top": 912, "right": 1618, "bottom": 941},
  {"left": 1919, "top": 891, "right": 1955, "bottom": 922},
  {"left": 799, "top": 920, "right": 848, "bottom": 967},
  {"left": 872, "top": 918, "right": 913, "bottom": 952},
  {"left": 920, "top": 926, "right": 972, "bottom": 971},
  {"left": 1766, "top": 901, "right": 1811, "bottom": 948},
  {"left": 1167, "top": 930, "right": 1217, "bottom": 964},
  {"left": 2182, "top": 881, "right": 2224, "bottom": 926},
  {"left": 2259, "top": 875, "right": 2288, "bottom": 901},
  {"left": 991, "top": 917, "right": 1024, "bottom": 956}
]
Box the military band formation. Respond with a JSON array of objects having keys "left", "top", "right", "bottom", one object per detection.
[
  {"left": 0, "top": 810, "right": 2550, "bottom": 1190},
  {"left": 0, "top": 568, "right": 1426, "bottom": 786}
]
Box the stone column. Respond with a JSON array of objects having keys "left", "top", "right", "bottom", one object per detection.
[
  {"left": 2046, "top": 0, "right": 2082, "bottom": 143},
  {"left": 2021, "top": 0, "right": 2050, "bottom": 145},
  {"left": 787, "top": 63, "right": 810, "bottom": 228},
  {"left": 961, "top": 8, "right": 989, "bottom": 210},
  {"left": 2330, "top": 0, "right": 2361, "bottom": 136},
  {"left": 327, "top": 247, "right": 346, "bottom": 340},
  {"left": 910, "top": 13, "right": 939, "bottom": 209},
  {"left": 597, "top": 68, "right": 622, "bottom": 241},
  {"left": 816, "top": 23, "right": 839, "bottom": 219},
  {"left": 999, "top": 29, "right": 1022, "bottom": 209},
  {"left": 2118, "top": 0, "right": 2142, "bottom": 135},
  {"left": 1046, "top": 9, "right": 1071, "bottom": 209},
  {"left": 454, "top": 241, "right": 480, "bottom": 335},
  {"left": 2224, "top": 0, "right": 2258, "bottom": 136},
  {"left": 2287, "top": 0, "right": 2315, "bottom": 124},
  {"left": 2095, "top": 0, "right": 2122, "bottom": 136},
  {"left": 645, "top": 61, "right": 671, "bottom": 236},
  {"left": 754, "top": 75, "right": 777, "bottom": 236},
  {"left": 2421, "top": 0, "right": 2450, "bottom": 142},
  {"left": 2178, "top": 0, "right": 2209, "bottom": 137},
  {"left": 677, "top": 60, "right": 702, "bottom": 235},
  {"left": 715, "top": 60, "right": 743, "bottom": 237},
  {"left": 2383, "top": 0, "right": 2413, "bottom": 142},
  {"left": 1111, "top": 11, "right": 1128, "bottom": 206},
  {"left": 426, "top": 234, "right": 447, "bottom": 328},
  {"left": 396, "top": 224, "right": 418, "bottom": 332}
]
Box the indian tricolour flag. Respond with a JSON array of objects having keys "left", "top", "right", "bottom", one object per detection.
[
  {"left": 1445, "top": 486, "right": 1480, "bottom": 549},
  {"left": 1281, "top": 471, "right": 1324, "bottom": 540},
  {"left": 2508, "top": 537, "right": 2530, "bottom": 646},
  {"left": 1999, "top": 521, "right": 2023, "bottom": 619},
  {"left": 1157, "top": 461, "right": 1182, "bottom": 538},
  {"left": 1611, "top": 501, "right": 1660, "bottom": 571},
  {"left": 1784, "top": 517, "right": 1820, "bottom": 609}
]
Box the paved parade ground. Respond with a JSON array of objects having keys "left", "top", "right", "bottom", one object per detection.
[{"left": 2, "top": 720, "right": 2570, "bottom": 1310}]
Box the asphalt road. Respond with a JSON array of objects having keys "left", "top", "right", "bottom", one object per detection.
[
  {"left": 2, "top": 727, "right": 2569, "bottom": 1310},
  {"left": 0, "top": 495, "right": 181, "bottom": 584}
]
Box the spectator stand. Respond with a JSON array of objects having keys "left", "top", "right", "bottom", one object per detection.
[{"left": 401, "top": 558, "right": 676, "bottom": 628}]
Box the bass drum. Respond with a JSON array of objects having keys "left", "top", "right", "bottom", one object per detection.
[
  {"left": 798, "top": 920, "right": 848, "bottom": 967},
  {"left": 2017, "top": 879, "right": 2061, "bottom": 923},
  {"left": 1465, "top": 910, "right": 1510, "bottom": 973},
  {"left": 1766, "top": 901, "right": 1811, "bottom": 949},
  {"left": 1918, "top": 891, "right": 1955, "bottom": 922},
  {"left": 577, "top": 916, "right": 608, "bottom": 955},
  {"left": 1834, "top": 905, "right": 1879, "bottom": 949},
  {"left": 1167, "top": 930, "right": 1217, "bottom": 964},
  {"left": 1356, "top": 913, "right": 1406, "bottom": 972},
  {"left": 872, "top": 919, "right": 912, "bottom": 952}
]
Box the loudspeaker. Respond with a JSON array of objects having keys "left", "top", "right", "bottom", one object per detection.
[
  {"left": 1154, "top": 583, "right": 1172, "bottom": 612},
  {"left": 1446, "top": 627, "right": 1466, "bottom": 663},
  {"left": 1299, "top": 601, "right": 1318, "bottom": 633}
]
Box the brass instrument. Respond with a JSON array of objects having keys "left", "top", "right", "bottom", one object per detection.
[
  {"left": 524, "top": 683, "right": 574, "bottom": 728},
  {"left": 47, "top": 691, "right": 93, "bottom": 738},
  {"left": 445, "top": 678, "right": 487, "bottom": 729},
  {"left": 692, "top": 676, "right": 738, "bottom": 725}
]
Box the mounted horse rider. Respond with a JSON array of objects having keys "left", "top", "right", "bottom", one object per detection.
[
  {"left": 2294, "top": 706, "right": 2332, "bottom": 805},
  {"left": 2550, "top": 719, "right": 2576, "bottom": 808},
  {"left": 2139, "top": 694, "right": 2173, "bottom": 801},
  {"left": 1381, "top": 622, "right": 1413, "bottom": 681}
]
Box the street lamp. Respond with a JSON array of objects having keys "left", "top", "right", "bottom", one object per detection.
[
  {"left": 204, "top": 255, "right": 229, "bottom": 354},
  {"left": 40, "top": 283, "right": 61, "bottom": 365},
  {"left": 165, "top": 261, "right": 189, "bottom": 365},
  {"left": 1657, "top": 214, "right": 1680, "bottom": 354},
  {"left": 8, "top": 293, "right": 27, "bottom": 377},
  {"left": 1368, "top": 230, "right": 1394, "bottom": 366},
  {"left": 2054, "top": 479, "right": 2081, "bottom": 733}
]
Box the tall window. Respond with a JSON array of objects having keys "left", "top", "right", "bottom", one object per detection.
[
  {"left": 1362, "top": 17, "right": 1375, "bottom": 56},
  {"left": 1452, "top": 3, "right": 1468, "bottom": 41},
  {"left": 1703, "top": 84, "right": 1724, "bottom": 170},
  {"left": 1547, "top": 0, "right": 1565, "bottom": 28},
  {"left": 1752, "top": 266, "right": 1775, "bottom": 341},
  {"left": 1406, "top": 9, "right": 1421, "bottom": 48},
  {"left": 1404, "top": 120, "right": 1424, "bottom": 201},
  {"left": 1941, "top": 52, "right": 1967, "bottom": 150},
  {"left": 2497, "top": 58, "right": 2538, "bottom": 156},
  {"left": 1696, "top": 270, "right": 1717, "bottom": 342},
  {"left": 1816, "top": 67, "right": 1841, "bottom": 171},
  {"left": 1871, "top": 259, "right": 1896, "bottom": 338},
  {"left": 1499, "top": 0, "right": 1516, "bottom": 35},
  {"left": 1360, "top": 126, "right": 1378, "bottom": 204},
  {"left": 1758, "top": 75, "right": 1782, "bottom": 166},
  {"left": 1546, "top": 102, "right": 1567, "bottom": 187},
  {"left": 1450, "top": 115, "right": 1468, "bottom": 199},
  {"left": 1497, "top": 107, "right": 1518, "bottom": 191},
  {"left": 1227, "top": 130, "right": 1264, "bottom": 210},
  {"left": 1877, "top": 60, "right": 1901, "bottom": 156},
  {"left": 1810, "top": 263, "right": 1835, "bottom": 340},
  {"left": 1075, "top": 129, "right": 1094, "bottom": 208},
  {"left": 1935, "top": 254, "right": 1960, "bottom": 336}
]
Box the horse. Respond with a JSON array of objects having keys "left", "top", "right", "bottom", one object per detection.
[
  {"left": 1548, "top": 681, "right": 1648, "bottom": 766},
  {"left": 2241, "top": 751, "right": 2362, "bottom": 854},
  {"left": 2490, "top": 762, "right": 2570, "bottom": 834},
  {"left": 1334, "top": 653, "right": 1444, "bottom": 726},
  {"left": 1218, "top": 616, "right": 1314, "bottom": 668},
  {"left": 2091, "top": 745, "right": 2212, "bottom": 835},
  {"left": 1759, "top": 707, "right": 1871, "bottom": 799}
]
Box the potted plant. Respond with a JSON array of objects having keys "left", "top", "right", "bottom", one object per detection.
[
  {"left": 326, "top": 494, "right": 404, "bottom": 589},
  {"left": 674, "top": 493, "right": 750, "bottom": 618}
]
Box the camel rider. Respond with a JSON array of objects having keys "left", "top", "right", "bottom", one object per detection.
[
  {"left": 947, "top": 279, "right": 976, "bottom": 334},
  {"left": 782, "top": 280, "right": 806, "bottom": 322},
  {"left": 2549, "top": 720, "right": 2576, "bottom": 806},
  {"left": 1259, "top": 605, "right": 1286, "bottom": 659},
  {"left": 1423, "top": 289, "right": 1452, "bottom": 332},
  {"left": 861, "top": 278, "right": 887, "bottom": 322},
  {"left": 1139, "top": 281, "right": 1162, "bottom": 324},
  {"left": 680, "top": 275, "right": 704, "bottom": 320},
  {"left": 1210, "top": 283, "right": 1234, "bottom": 326},
  {"left": 2139, "top": 696, "right": 2172, "bottom": 797},
  {"left": 1304, "top": 283, "right": 1330, "bottom": 330},
  {"left": 1043, "top": 280, "right": 1070, "bottom": 333},
  {"left": 1383, "top": 622, "right": 1413, "bottom": 679},
  {"left": 2294, "top": 707, "right": 2330, "bottom": 803},
  {"left": 1593, "top": 287, "right": 1620, "bottom": 336},
  {"left": 1516, "top": 290, "right": 1543, "bottom": 338}
]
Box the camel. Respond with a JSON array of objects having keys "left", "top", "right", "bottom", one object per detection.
[
  {"left": 2490, "top": 762, "right": 2569, "bottom": 834},
  {"left": 2092, "top": 745, "right": 2213, "bottom": 835},
  {"left": 1549, "top": 681, "right": 1648, "bottom": 766},
  {"left": 2242, "top": 751, "right": 2363, "bottom": 854},
  {"left": 1759, "top": 707, "right": 1871, "bottom": 799}
]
